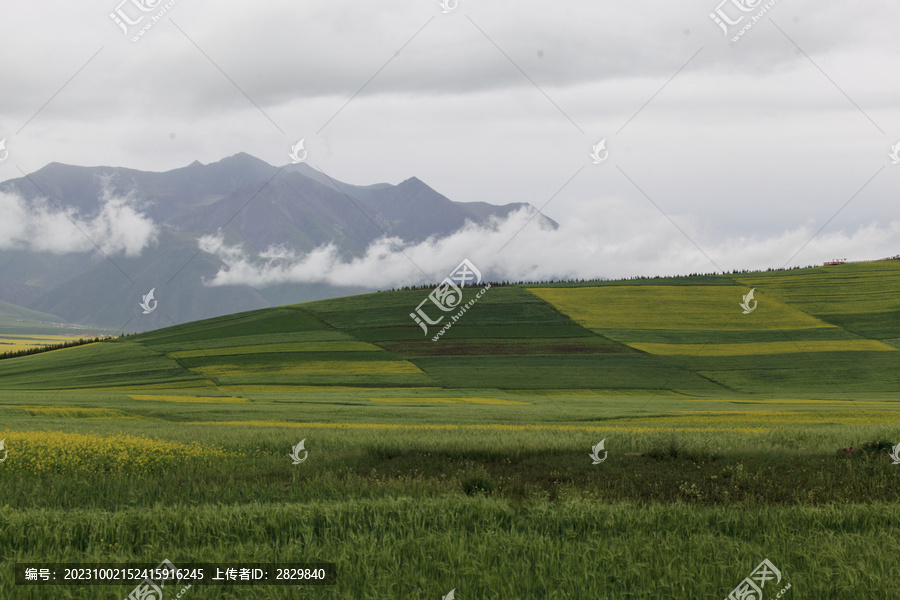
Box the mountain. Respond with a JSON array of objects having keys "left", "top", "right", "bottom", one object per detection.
[
  {"left": 0, "top": 261, "right": 897, "bottom": 394},
  {"left": 0, "top": 300, "right": 118, "bottom": 338},
  {"left": 0, "top": 154, "right": 556, "bottom": 331}
]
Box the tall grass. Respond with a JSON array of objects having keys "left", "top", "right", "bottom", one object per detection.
[{"left": 2, "top": 499, "right": 899, "bottom": 599}]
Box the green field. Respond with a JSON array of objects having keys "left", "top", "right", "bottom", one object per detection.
[{"left": 1, "top": 262, "right": 899, "bottom": 598}]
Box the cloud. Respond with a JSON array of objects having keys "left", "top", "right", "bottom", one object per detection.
[
  {"left": 0, "top": 189, "right": 158, "bottom": 256},
  {"left": 201, "top": 200, "right": 900, "bottom": 288}
]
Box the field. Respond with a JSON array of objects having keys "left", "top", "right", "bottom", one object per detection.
[
  {"left": 0, "top": 334, "right": 97, "bottom": 353},
  {"left": 1, "top": 262, "right": 899, "bottom": 598}
]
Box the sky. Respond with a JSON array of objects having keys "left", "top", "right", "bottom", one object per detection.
[{"left": 1, "top": 0, "right": 899, "bottom": 285}]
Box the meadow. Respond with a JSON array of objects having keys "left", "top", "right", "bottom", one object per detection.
[{"left": 1, "top": 261, "right": 899, "bottom": 598}]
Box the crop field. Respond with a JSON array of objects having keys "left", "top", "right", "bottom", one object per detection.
[
  {"left": 1, "top": 262, "right": 899, "bottom": 598},
  {"left": 0, "top": 333, "right": 89, "bottom": 353}
]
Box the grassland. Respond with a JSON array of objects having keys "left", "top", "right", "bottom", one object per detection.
[{"left": 1, "top": 262, "right": 899, "bottom": 598}]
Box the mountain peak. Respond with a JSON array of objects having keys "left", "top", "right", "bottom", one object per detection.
[
  {"left": 0, "top": 155, "right": 544, "bottom": 331},
  {"left": 218, "top": 152, "right": 272, "bottom": 168}
]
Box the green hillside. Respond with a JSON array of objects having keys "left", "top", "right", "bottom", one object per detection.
[
  {"left": 2, "top": 261, "right": 899, "bottom": 599},
  {"left": 1, "top": 261, "right": 897, "bottom": 396}
]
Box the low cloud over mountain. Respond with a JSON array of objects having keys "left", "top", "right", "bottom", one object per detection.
[{"left": 0, "top": 153, "right": 555, "bottom": 330}]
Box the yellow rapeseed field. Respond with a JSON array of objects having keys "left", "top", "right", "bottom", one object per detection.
[
  {"left": 191, "top": 420, "right": 765, "bottom": 434},
  {"left": 648, "top": 409, "right": 900, "bottom": 426},
  {"left": 0, "top": 430, "right": 234, "bottom": 473},
  {"left": 14, "top": 406, "right": 145, "bottom": 419},
  {"left": 217, "top": 385, "right": 442, "bottom": 392},
  {"left": 512, "top": 389, "right": 684, "bottom": 397},
  {"left": 628, "top": 339, "right": 895, "bottom": 356},
  {"left": 528, "top": 286, "right": 833, "bottom": 330},
  {"left": 0, "top": 334, "right": 81, "bottom": 352},
  {"left": 370, "top": 397, "right": 531, "bottom": 405},
  {"left": 681, "top": 398, "right": 900, "bottom": 406}
]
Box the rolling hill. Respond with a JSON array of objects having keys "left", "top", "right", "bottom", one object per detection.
[
  {"left": 1, "top": 260, "right": 897, "bottom": 397},
  {"left": 2, "top": 260, "right": 899, "bottom": 600}
]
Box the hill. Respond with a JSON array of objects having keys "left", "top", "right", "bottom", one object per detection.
[
  {"left": 2, "top": 261, "right": 899, "bottom": 599},
  {"left": 0, "top": 300, "right": 116, "bottom": 343},
  {"left": 1, "top": 260, "right": 897, "bottom": 396}
]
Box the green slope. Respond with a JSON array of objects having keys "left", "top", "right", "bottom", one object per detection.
[
  {"left": 0, "top": 261, "right": 897, "bottom": 396},
  {"left": 0, "top": 301, "right": 69, "bottom": 336}
]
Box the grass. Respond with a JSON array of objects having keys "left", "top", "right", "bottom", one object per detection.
[
  {"left": 3, "top": 500, "right": 897, "bottom": 598},
  {"left": 527, "top": 286, "right": 833, "bottom": 330},
  {"left": 1, "top": 261, "right": 899, "bottom": 598},
  {"left": 627, "top": 339, "right": 895, "bottom": 355}
]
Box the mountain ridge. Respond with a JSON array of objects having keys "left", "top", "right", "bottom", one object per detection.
[{"left": 0, "top": 153, "right": 556, "bottom": 331}]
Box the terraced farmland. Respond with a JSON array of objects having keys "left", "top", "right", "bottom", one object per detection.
[{"left": 1, "top": 262, "right": 899, "bottom": 599}]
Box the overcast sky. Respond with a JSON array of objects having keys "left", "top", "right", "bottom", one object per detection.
[{"left": 1, "top": 0, "right": 898, "bottom": 283}]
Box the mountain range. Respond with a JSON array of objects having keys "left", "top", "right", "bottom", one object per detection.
[{"left": 0, "top": 153, "right": 555, "bottom": 332}]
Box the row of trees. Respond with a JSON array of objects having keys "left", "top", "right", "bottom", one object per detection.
[
  {"left": 0, "top": 337, "right": 108, "bottom": 361},
  {"left": 381, "top": 264, "right": 822, "bottom": 292}
]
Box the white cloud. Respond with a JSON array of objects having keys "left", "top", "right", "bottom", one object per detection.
[
  {"left": 2, "top": 0, "right": 898, "bottom": 279},
  {"left": 201, "top": 200, "right": 900, "bottom": 288},
  {"left": 0, "top": 190, "right": 157, "bottom": 256}
]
